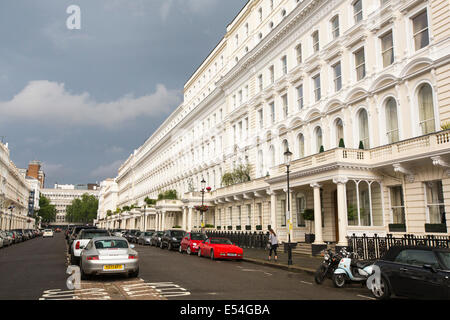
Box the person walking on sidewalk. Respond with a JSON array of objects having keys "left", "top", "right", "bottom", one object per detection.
[{"left": 268, "top": 229, "right": 278, "bottom": 262}]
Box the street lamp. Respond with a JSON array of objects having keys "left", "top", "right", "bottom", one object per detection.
[
  {"left": 8, "top": 205, "right": 15, "bottom": 231},
  {"left": 284, "top": 148, "right": 294, "bottom": 266},
  {"left": 200, "top": 178, "right": 206, "bottom": 230},
  {"left": 143, "top": 205, "right": 147, "bottom": 232}
]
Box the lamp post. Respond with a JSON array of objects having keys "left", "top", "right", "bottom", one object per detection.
[
  {"left": 284, "top": 148, "right": 293, "bottom": 266},
  {"left": 200, "top": 178, "right": 206, "bottom": 231},
  {"left": 143, "top": 205, "right": 147, "bottom": 232},
  {"left": 8, "top": 205, "right": 15, "bottom": 231}
]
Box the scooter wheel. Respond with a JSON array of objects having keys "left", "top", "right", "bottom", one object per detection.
[
  {"left": 314, "top": 265, "right": 327, "bottom": 284},
  {"left": 332, "top": 274, "right": 346, "bottom": 288}
]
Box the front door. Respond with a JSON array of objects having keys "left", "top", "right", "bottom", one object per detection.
[{"left": 333, "top": 190, "right": 339, "bottom": 242}]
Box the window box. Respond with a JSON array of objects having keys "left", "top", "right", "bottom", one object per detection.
[
  {"left": 227, "top": 226, "right": 232, "bottom": 230},
  {"left": 256, "top": 225, "right": 262, "bottom": 231},
  {"left": 388, "top": 223, "right": 406, "bottom": 232},
  {"left": 305, "top": 234, "right": 315, "bottom": 244},
  {"left": 245, "top": 225, "right": 251, "bottom": 231},
  {"left": 425, "top": 223, "right": 447, "bottom": 233},
  {"left": 236, "top": 225, "right": 242, "bottom": 231}
]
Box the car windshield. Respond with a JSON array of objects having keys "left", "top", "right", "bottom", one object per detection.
[
  {"left": 44, "top": 229, "right": 52, "bottom": 232},
  {"left": 156, "top": 232, "right": 164, "bottom": 236},
  {"left": 436, "top": 251, "right": 450, "bottom": 270},
  {"left": 191, "top": 233, "right": 207, "bottom": 241},
  {"left": 95, "top": 239, "right": 128, "bottom": 249},
  {"left": 81, "top": 231, "right": 110, "bottom": 239},
  {"left": 144, "top": 232, "right": 153, "bottom": 236},
  {"left": 171, "top": 231, "right": 185, "bottom": 237},
  {"left": 210, "top": 238, "right": 232, "bottom": 245}
]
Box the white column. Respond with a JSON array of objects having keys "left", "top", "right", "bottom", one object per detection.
[
  {"left": 188, "top": 206, "right": 193, "bottom": 231},
  {"left": 182, "top": 207, "right": 187, "bottom": 230},
  {"left": 311, "top": 183, "right": 324, "bottom": 244},
  {"left": 269, "top": 191, "right": 277, "bottom": 233},
  {"left": 334, "top": 177, "right": 349, "bottom": 246},
  {"left": 161, "top": 211, "right": 166, "bottom": 230}
]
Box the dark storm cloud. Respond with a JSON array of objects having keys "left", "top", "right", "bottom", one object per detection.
[{"left": 0, "top": 0, "right": 245, "bottom": 187}]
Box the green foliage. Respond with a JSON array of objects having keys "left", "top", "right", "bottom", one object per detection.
[
  {"left": 106, "top": 210, "right": 112, "bottom": 217},
  {"left": 221, "top": 164, "right": 252, "bottom": 187},
  {"left": 172, "top": 225, "right": 182, "bottom": 229},
  {"left": 204, "top": 224, "right": 215, "bottom": 228},
  {"left": 144, "top": 197, "right": 157, "bottom": 206},
  {"left": 338, "top": 138, "right": 345, "bottom": 148},
  {"left": 36, "top": 195, "right": 56, "bottom": 223},
  {"left": 319, "top": 145, "right": 325, "bottom": 153},
  {"left": 65, "top": 193, "right": 99, "bottom": 224},
  {"left": 157, "top": 190, "right": 178, "bottom": 200},
  {"left": 359, "top": 141, "right": 365, "bottom": 150},
  {"left": 122, "top": 206, "right": 131, "bottom": 212}
]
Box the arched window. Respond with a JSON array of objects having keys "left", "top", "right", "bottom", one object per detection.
[
  {"left": 298, "top": 133, "right": 305, "bottom": 158},
  {"left": 335, "top": 118, "right": 344, "bottom": 147},
  {"left": 269, "top": 145, "right": 275, "bottom": 168},
  {"left": 258, "top": 150, "right": 264, "bottom": 177},
  {"left": 385, "top": 98, "right": 399, "bottom": 143},
  {"left": 315, "top": 127, "right": 323, "bottom": 153},
  {"left": 418, "top": 83, "right": 435, "bottom": 134},
  {"left": 358, "top": 109, "right": 369, "bottom": 149}
]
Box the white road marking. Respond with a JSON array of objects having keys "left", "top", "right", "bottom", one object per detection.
[
  {"left": 40, "top": 288, "right": 110, "bottom": 300},
  {"left": 301, "top": 281, "right": 313, "bottom": 285},
  {"left": 121, "top": 281, "right": 191, "bottom": 298}
]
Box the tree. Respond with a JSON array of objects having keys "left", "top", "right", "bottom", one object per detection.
[
  {"left": 338, "top": 138, "right": 345, "bottom": 148},
  {"left": 359, "top": 141, "right": 365, "bottom": 150},
  {"left": 36, "top": 195, "right": 56, "bottom": 223},
  {"left": 65, "top": 193, "right": 99, "bottom": 223}
]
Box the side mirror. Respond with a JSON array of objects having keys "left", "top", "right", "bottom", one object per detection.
[
  {"left": 130, "top": 244, "right": 135, "bottom": 249},
  {"left": 423, "top": 264, "right": 438, "bottom": 273}
]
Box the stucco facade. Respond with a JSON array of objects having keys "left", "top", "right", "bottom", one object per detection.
[{"left": 97, "top": 0, "right": 450, "bottom": 247}]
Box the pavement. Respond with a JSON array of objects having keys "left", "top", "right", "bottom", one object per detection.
[{"left": 242, "top": 247, "right": 322, "bottom": 275}]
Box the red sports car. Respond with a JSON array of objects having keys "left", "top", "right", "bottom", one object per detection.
[
  {"left": 179, "top": 232, "right": 207, "bottom": 255},
  {"left": 197, "top": 237, "right": 243, "bottom": 260}
]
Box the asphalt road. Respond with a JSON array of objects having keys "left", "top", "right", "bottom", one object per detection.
[
  {"left": 0, "top": 233, "right": 374, "bottom": 300},
  {"left": 0, "top": 232, "right": 68, "bottom": 300},
  {"left": 136, "top": 244, "right": 373, "bottom": 300}
]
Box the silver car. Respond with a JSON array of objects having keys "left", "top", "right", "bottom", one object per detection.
[{"left": 80, "top": 237, "right": 139, "bottom": 279}]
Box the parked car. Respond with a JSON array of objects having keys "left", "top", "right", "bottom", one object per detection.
[
  {"left": 0, "top": 231, "right": 13, "bottom": 247},
  {"left": 197, "top": 237, "right": 244, "bottom": 261},
  {"left": 179, "top": 232, "right": 207, "bottom": 255},
  {"left": 370, "top": 246, "right": 450, "bottom": 300},
  {"left": 79, "top": 236, "right": 139, "bottom": 279},
  {"left": 111, "top": 229, "right": 123, "bottom": 237},
  {"left": 43, "top": 229, "right": 54, "bottom": 238},
  {"left": 68, "top": 226, "right": 97, "bottom": 250},
  {"left": 126, "top": 230, "right": 140, "bottom": 244},
  {"left": 150, "top": 231, "right": 164, "bottom": 247},
  {"left": 70, "top": 229, "right": 111, "bottom": 265},
  {"left": 137, "top": 231, "right": 154, "bottom": 245},
  {"left": 160, "top": 230, "right": 186, "bottom": 251}
]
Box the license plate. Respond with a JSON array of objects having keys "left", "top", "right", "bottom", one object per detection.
[
  {"left": 103, "top": 265, "right": 124, "bottom": 271},
  {"left": 227, "top": 253, "right": 237, "bottom": 257}
]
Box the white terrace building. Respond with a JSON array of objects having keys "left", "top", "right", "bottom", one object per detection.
[
  {"left": 99, "top": 0, "right": 450, "bottom": 252},
  {"left": 0, "top": 142, "right": 35, "bottom": 230}
]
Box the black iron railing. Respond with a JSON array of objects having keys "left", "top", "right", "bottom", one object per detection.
[
  {"left": 198, "top": 230, "right": 270, "bottom": 249},
  {"left": 347, "top": 233, "right": 450, "bottom": 260}
]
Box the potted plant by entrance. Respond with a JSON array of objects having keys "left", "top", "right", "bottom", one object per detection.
[{"left": 302, "top": 208, "right": 315, "bottom": 243}]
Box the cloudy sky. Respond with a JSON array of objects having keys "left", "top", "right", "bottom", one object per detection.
[{"left": 0, "top": 0, "right": 245, "bottom": 188}]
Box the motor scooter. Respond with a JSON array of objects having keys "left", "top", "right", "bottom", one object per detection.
[
  {"left": 314, "top": 248, "right": 349, "bottom": 284},
  {"left": 332, "top": 248, "right": 374, "bottom": 288}
]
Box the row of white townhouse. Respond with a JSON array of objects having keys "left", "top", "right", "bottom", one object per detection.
[{"left": 96, "top": 0, "right": 450, "bottom": 252}]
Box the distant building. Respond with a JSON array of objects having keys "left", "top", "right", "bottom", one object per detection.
[
  {"left": 25, "top": 161, "right": 45, "bottom": 189},
  {"left": 42, "top": 184, "right": 99, "bottom": 224}
]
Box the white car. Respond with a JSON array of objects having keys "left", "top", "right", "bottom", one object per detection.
[
  {"left": 43, "top": 229, "right": 54, "bottom": 238},
  {"left": 70, "top": 229, "right": 111, "bottom": 265}
]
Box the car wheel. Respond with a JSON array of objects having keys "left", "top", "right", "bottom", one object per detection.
[
  {"left": 371, "top": 275, "right": 391, "bottom": 300},
  {"left": 198, "top": 248, "right": 202, "bottom": 257},
  {"left": 179, "top": 246, "right": 183, "bottom": 254},
  {"left": 160, "top": 242, "right": 164, "bottom": 249},
  {"left": 210, "top": 250, "right": 214, "bottom": 260},
  {"left": 80, "top": 262, "right": 89, "bottom": 281},
  {"left": 187, "top": 247, "right": 191, "bottom": 255},
  {"left": 332, "top": 274, "right": 346, "bottom": 288},
  {"left": 129, "top": 268, "right": 139, "bottom": 278},
  {"left": 168, "top": 243, "right": 172, "bottom": 251}
]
